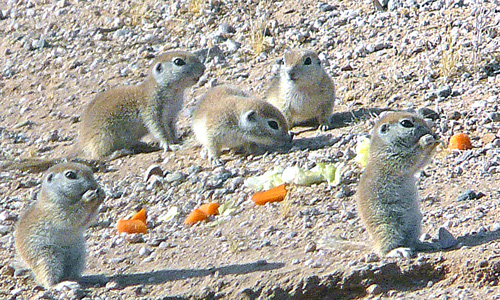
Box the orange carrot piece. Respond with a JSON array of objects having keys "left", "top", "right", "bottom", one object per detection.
[
  {"left": 198, "top": 203, "right": 220, "bottom": 216},
  {"left": 251, "top": 184, "right": 288, "bottom": 206},
  {"left": 448, "top": 133, "right": 472, "bottom": 150},
  {"left": 130, "top": 208, "right": 147, "bottom": 223},
  {"left": 184, "top": 208, "right": 208, "bottom": 225},
  {"left": 117, "top": 219, "right": 148, "bottom": 234}
]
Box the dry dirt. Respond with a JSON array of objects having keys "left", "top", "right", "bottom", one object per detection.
[{"left": 1, "top": 0, "right": 500, "bottom": 299}]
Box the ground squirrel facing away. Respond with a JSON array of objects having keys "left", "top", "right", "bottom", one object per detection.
[
  {"left": 192, "top": 85, "right": 292, "bottom": 165},
  {"left": 80, "top": 51, "right": 205, "bottom": 159},
  {"left": 356, "top": 112, "right": 439, "bottom": 258},
  {"left": 14, "top": 162, "right": 105, "bottom": 288},
  {"left": 264, "top": 49, "right": 335, "bottom": 130}
]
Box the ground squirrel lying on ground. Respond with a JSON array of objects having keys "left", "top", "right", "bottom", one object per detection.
[
  {"left": 191, "top": 85, "right": 292, "bottom": 165},
  {"left": 80, "top": 50, "right": 205, "bottom": 159},
  {"left": 14, "top": 162, "right": 105, "bottom": 288},
  {"left": 356, "top": 111, "right": 439, "bottom": 258},
  {"left": 264, "top": 49, "right": 335, "bottom": 130}
]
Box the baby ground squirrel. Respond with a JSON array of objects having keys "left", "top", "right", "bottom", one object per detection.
[
  {"left": 14, "top": 162, "right": 105, "bottom": 288},
  {"left": 80, "top": 50, "right": 205, "bottom": 159},
  {"left": 191, "top": 85, "right": 292, "bottom": 165},
  {"left": 356, "top": 111, "right": 439, "bottom": 258},
  {"left": 265, "top": 49, "right": 335, "bottom": 130}
]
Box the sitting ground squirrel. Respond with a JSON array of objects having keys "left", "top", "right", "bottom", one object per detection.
[
  {"left": 264, "top": 49, "right": 335, "bottom": 130},
  {"left": 356, "top": 112, "right": 439, "bottom": 258},
  {"left": 80, "top": 50, "right": 205, "bottom": 159},
  {"left": 191, "top": 85, "right": 292, "bottom": 165},
  {"left": 14, "top": 162, "right": 105, "bottom": 288}
]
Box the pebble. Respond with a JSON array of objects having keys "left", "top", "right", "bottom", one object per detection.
[
  {"left": 456, "top": 190, "right": 485, "bottom": 202},
  {"left": 139, "top": 247, "right": 152, "bottom": 256},
  {"left": 304, "top": 242, "right": 317, "bottom": 253},
  {"left": 165, "top": 172, "right": 186, "bottom": 183},
  {"left": 437, "top": 227, "right": 458, "bottom": 249},
  {"left": 366, "top": 284, "right": 382, "bottom": 295},
  {"left": 144, "top": 165, "right": 164, "bottom": 182}
]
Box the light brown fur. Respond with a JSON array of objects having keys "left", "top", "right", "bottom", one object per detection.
[
  {"left": 356, "top": 112, "right": 439, "bottom": 258},
  {"left": 80, "top": 51, "right": 205, "bottom": 159},
  {"left": 192, "top": 85, "right": 292, "bottom": 165},
  {"left": 14, "top": 163, "right": 105, "bottom": 288},
  {"left": 265, "top": 49, "right": 335, "bottom": 130}
]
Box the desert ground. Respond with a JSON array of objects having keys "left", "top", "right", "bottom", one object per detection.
[{"left": 1, "top": 0, "right": 500, "bottom": 299}]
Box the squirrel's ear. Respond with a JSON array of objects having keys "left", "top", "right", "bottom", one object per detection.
[
  {"left": 154, "top": 62, "right": 163, "bottom": 74},
  {"left": 379, "top": 123, "right": 389, "bottom": 134},
  {"left": 46, "top": 173, "right": 54, "bottom": 183},
  {"left": 243, "top": 110, "right": 257, "bottom": 122}
]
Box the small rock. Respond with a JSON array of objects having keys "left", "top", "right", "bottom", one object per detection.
[
  {"left": 165, "top": 172, "right": 186, "bottom": 183},
  {"left": 491, "top": 223, "right": 500, "bottom": 232},
  {"left": 456, "top": 190, "right": 485, "bottom": 202},
  {"left": 125, "top": 234, "right": 144, "bottom": 244},
  {"left": 437, "top": 227, "right": 458, "bottom": 249},
  {"left": 304, "top": 242, "right": 316, "bottom": 253},
  {"left": 105, "top": 281, "right": 120, "bottom": 290},
  {"left": 318, "top": 3, "right": 335, "bottom": 12},
  {"left": 218, "top": 22, "right": 236, "bottom": 34},
  {"left": 479, "top": 260, "right": 488, "bottom": 268},
  {"left": 0, "top": 225, "right": 11, "bottom": 235},
  {"left": 138, "top": 247, "right": 152, "bottom": 256},
  {"left": 366, "top": 284, "right": 382, "bottom": 295},
  {"left": 144, "top": 165, "right": 164, "bottom": 182},
  {"left": 486, "top": 112, "right": 500, "bottom": 122}
]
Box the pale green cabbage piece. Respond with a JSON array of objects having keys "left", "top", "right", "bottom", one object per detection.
[
  {"left": 245, "top": 163, "right": 342, "bottom": 191},
  {"left": 355, "top": 136, "right": 371, "bottom": 168}
]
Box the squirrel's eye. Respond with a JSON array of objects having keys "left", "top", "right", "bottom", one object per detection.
[
  {"left": 65, "top": 171, "right": 78, "bottom": 180},
  {"left": 400, "top": 119, "right": 414, "bottom": 128},
  {"left": 268, "top": 120, "right": 279, "bottom": 130},
  {"left": 304, "top": 57, "right": 312, "bottom": 65},
  {"left": 173, "top": 58, "right": 186, "bottom": 66}
]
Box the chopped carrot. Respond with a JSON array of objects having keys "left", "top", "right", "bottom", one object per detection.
[
  {"left": 448, "top": 133, "right": 473, "bottom": 150},
  {"left": 198, "top": 203, "right": 220, "bottom": 216},
  {"left": 251, "top": 184, "right": 288, "bottom": 206},
  {"left": 117, "top": 219, "right": 147, "bottom": 234},
  {"left": 130, "top": 208, "right": 147, "bottom": 223},
  {"left": 184, "top": 208, "right": 208, "bottom": 225}
]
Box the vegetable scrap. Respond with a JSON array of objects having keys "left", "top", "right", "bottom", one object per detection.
[
  {"left": 117, "top": 208, "right": 148, "bottom": 234},
  {"left": 251, "top": 184, "right": 288, "bottom": 205}
]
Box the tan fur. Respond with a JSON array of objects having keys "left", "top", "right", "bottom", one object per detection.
[
  {"left": 79, "top": 51, "right": 205, "bottom": 159},
  {"left": 192, "top": 85, "right": 292, "bottom": 165},
  {"left": 356, "top": 112, "right": 439, "bottom": 257},
  {"left": 14, "top": 163, "right": 105, "bottom": 288},
  {"left": 265, "top": 49, "right": 335, "bottom": 130}
]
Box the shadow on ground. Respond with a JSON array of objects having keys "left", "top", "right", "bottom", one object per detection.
[{"left": 82, "top": 260, "right": 285, "bottom": 288}]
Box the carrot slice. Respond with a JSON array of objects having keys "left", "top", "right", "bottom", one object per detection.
[
  {"left": 117, "top": 219, "right": 148, "bottom": 234},
  {"left": 198, "top": 203, "right": 220, "bottom": 216},
  {"left": 184, "top": 208, "right": 208, "bottom": 225},
  {"left": 130, "top": 208, "right": 147, "bottom": 223},
  {"left": 251, "top": 184, "right": 288, "bottom": 206},
  {"left": 449, "top": 133, "right": 472, "bottom": 150}
]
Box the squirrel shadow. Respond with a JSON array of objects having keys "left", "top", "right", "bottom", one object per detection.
[{"left": 80, "top": 260, "right": 285, "bottom": 288}]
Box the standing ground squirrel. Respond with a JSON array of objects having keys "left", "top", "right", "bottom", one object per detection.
[
  {"left": 80, "top": 51, "right": 205, "bottom": 159},
  {"left": 264, "top": 49, "right": 335, "bottom": 130},
  {"left": 192, "top": 85, "right": 292, "bottom": 165},
  {"left": 14, "top": 162, "right": 105, "bottom": 288},
  {"left": 356, "top": 112, "right": 439, "bottom": 258}
]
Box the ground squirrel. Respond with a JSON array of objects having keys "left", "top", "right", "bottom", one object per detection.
[
  {"left": 14, "top": 162, "right": 105, "bottom": 288},
  {"left": 80, "top": 50, "right": 205, "bottom": 159},
  {"left": 356, "top": 111, "right": 439, "bottom": 258},
  {"left": 192, "top": 85, "right": 292, "bottom": 165},
  {"left": 264, "top": 49, "right": 335, "bottom": 130}
]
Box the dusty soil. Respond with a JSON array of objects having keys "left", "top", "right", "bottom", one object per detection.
[{"left": 1, "top": 0, "right": 500, "bottom": 299}]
